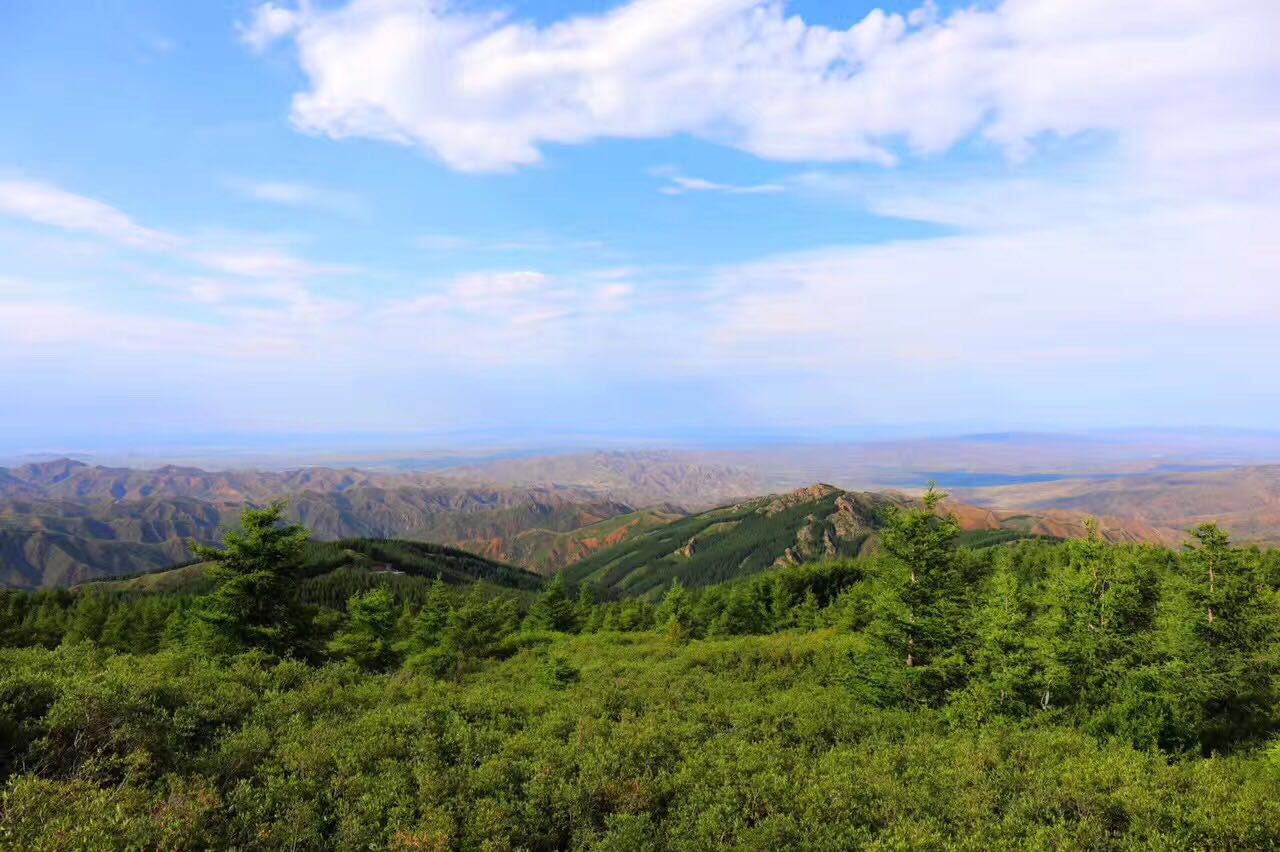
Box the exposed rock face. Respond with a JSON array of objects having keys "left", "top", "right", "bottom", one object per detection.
[{"left": 751, "top": 483, "right": 842, "bottom": 517}]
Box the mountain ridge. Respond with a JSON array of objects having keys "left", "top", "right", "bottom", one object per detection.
[{"left": 560, "top": 483, "right": 1169, "bottom": 598}]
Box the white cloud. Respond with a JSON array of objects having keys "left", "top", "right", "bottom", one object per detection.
[
  {"left": 245, "top": 0, "right": 1280, "bottom": 178},
  {"left": 0, "top": 176, "right": 352, "bottom": 284},
  {"left": 225, "top": 177, "right": 365, "bottom": 215},
  {"left": 653, "top": 168, "right": 785, "bottom": 195},
  {"left": 193, "top": 247, "right": 352, "bottom": 279},
  {"left": 705, "top": 201, "right": 1280, "bottom": 370},
  {"left": 416, "top": 232, "right": 604, "bottom": 253},
  {"left": 239, "top": 2, "right": 299, "bottom": 52},
  {"left": 0, "top": 178, "right": 179, "bottom": 250}
]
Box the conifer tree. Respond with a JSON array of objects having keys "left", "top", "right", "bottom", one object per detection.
[
  {"left": 963, "top": 549, "right": 1040, "bottom": 719},
  {"left": 793, "top": 588, "right": 821, "bottom": 631},
  {"left": 98, "top": 605, "right": 135, "bottom": 652},
  {"left": 654, "top": 578, "right": 688, "bottom": 630},
  {"left": 1178, "top": 524, "right": 1280, "bottom": 749},
  {"left": 528, "top": 572, "right": 577, "bottom": 632},
  {"left": 575, "top": 582, "right": 595, "bottom": 631},
  {"left": 190, "top": 502, "right": 312, "bottom": 656},
  {"left": 403, "top": 575, "right": 452, "bottom": 654},
  {"left": 394, "top": 601, "right": 416, "bottom": 644},
  {"left": 328, "top": 587, "right": 397, "bottom": 671},
  {"left": 63, "top": 592, "right": 110, "bottom": 645},
  {"left": 864, "top": 484, "right": 965, "bottom": 704}
]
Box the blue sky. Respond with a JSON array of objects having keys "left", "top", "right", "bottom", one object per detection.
[{"left": 2, "top": 0, "right": 1279, "bottom": 453}]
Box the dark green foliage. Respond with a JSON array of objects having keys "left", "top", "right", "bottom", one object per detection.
[
  {"left": 526, "top": 572, "right": 577, "bottom": 631},
  {"left": 189, "top": 502, "right": 312, "bottom": 656},
  {"left": 4, "top": 517, "right": 1280, "bottom": 847},
  {"left": 327, "top": 587, "right": 397, "bottom": 671},
  {"left": 561, "top": 490, "right": 876, "bottom": 596},
  {"left": 297, "top": 538, "right": 544, "bottom": 592}
]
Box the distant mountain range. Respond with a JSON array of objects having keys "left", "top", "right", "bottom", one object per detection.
[
  {"left": 434, "top": 450, "right": 763, "bottom": 509},
  {"left": 0, "top": 486, "right": 641, "bottom": 588},
  {"left": 5, "top": 453, "right": 1280, "bottom": 589},
  {"left": 0, "top": 456, "right": 741, "bottom": 588},
  {"left": 960, "top": 464, "right": 1280, "bottom": 545}
]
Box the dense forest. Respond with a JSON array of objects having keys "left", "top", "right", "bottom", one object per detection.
[{"left": 4, "top": 495, "right": 1280, "bottom": 848}]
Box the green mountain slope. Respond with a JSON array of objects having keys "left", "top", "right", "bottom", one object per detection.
[
  {"left": 85, "top": 537, "right": 543, "bottom": 596},
  {"left": 0, "top": 490, "right": 636, "bottom": 588},
  {"left": 458, "top": 506, "right": 685, "bottom": 575},
  {"left": 560, "top": 485, "right": 901, "bottom": 597}
]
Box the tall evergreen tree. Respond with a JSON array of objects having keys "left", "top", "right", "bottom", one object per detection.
[
  {"left": 62, "top": 593, "right": 110, "bottom": 645},
  {"left": 402, "top": 576, "right": 452, "bottom": 655},
  {"left": 867, "top": 486, "right": 964, "bottom": 692},
  {"left": 328, "top": 587, "right": 398, "bottom": 671},
  {"left": 575, "top": 582, "right": 595, "bottom": 631},
  {"left": 1179, "top": 524, "right": 1280, "bottom": 750},
  {"left": 528, "top": 572, "right": 577, "bottom": 632},
  {"left": 190, "top": 502, "right": 312, "bottom": 656},
  {"left": 959, "top": 549, "right": 1042, "bottom": 719}
]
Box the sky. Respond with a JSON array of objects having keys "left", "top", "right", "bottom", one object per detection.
[{"left": 1, "top": 0, "right": 1279, "bottom": 453}]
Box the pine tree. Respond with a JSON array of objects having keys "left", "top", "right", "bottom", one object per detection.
[
  {"left": 1178, "top": 524, "right": 1280, "bottom": 750},
  {"left": 394, "top": 601, "right": 416, "bottom": 644},
  {"left": 962, "top": 550, "right": 1041, "bottom": 719},
  {"left": 439, "top": 584, "right": 509, "bottom": 677},
  {"left": 575, "top": 582, "right": 595, "bottom": 632},
  {"left": 328, "top": 587, "right": 397, "bottom": 671},
  {"left": 654, "top": 578, "right": 688, "bottom": 630},
  {"left": 63, "top": 593, "right": 110, "bottom": 645},
  {"left": 793, "top": 588, "right": 820, "bottom": 631},
  {"left": 865, "top": 484, "right": 965, "bottom": 704},
  {"left": 98, "top": 605, "right": 135, "bottom": 651},
  {"left": 159, "top": 607, "right": 190, "bottom": 649},
  {"left": 190, "top": 502, "right": 312, "bottom": 656},
  {"left": 527, "top": 572, "right": 576, "bottom": 632},
  {"left": 710, "top": 586, "right": 767, "bottom": 636}
]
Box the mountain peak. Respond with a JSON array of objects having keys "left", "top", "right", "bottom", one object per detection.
[{"left": 11, "top": 458, "right": 89, "bottom": 482}]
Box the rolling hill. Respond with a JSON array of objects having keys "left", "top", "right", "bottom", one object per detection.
[
  {"left": 8, "top": 450, "right": 1262, "bottom": 590},
  {"left": 559, "top": 484, "right": 1168, "bottom": 598},
  {"left": 0, "top": 488, "right": 644, "bottom": 588},
  {"left": 0, "top": 457, "right": 729, "bottom": 587},
  {"left": 560, "top": 485, "right": 895, "bottom": 597},
  {"left": 456, "top": 506, "right": 685, "bottom": 575},
  {"left": 84, "top": 538, "right": 543, "bottom": 596}
]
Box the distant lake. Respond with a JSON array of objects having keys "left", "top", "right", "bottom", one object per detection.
[{"left": 890, "top": 472, "right": 1070, "bottom": 488}]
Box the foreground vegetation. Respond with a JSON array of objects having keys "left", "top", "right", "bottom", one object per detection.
[{"left": 4, "top": 496, "right": 1280, "bottom": 848}]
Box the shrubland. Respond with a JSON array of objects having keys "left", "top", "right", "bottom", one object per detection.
[{"left": 4, "top": 495, "right": 1280, "bottom": 849}]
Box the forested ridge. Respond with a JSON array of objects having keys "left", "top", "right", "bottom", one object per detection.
[{"left": 4, "top": 495, "right": 1280, "bottom": 848}]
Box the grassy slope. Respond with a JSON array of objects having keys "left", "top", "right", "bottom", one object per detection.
[
  {"left": 560, "top": 488, "right": 1068, "bottom": 597},
  {"left": 467, "top": 507, "right": 685, "bottom": 575},
  {"left": 83, "top": 538, "right": 544, "bottom": 595},
  {"left": 561, "top": 490, "right": 881, "bottom": 596}
]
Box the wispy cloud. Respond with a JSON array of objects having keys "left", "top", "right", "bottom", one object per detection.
[
  {"left": 193, "top": 247, "right": 353, "bottom": 279},
  {"left": 0, "top": 178, "right": 179, "bottom": 250},
  {"left": 0, "top": 176, "right": 352, "bottom": 282},
  {"left": 225, "top": 177, "right": 366, "bottom": 216},
  {"left": 652, "top": 168, "right": 785, "bottom": 196},
  {"left": 416, "top": 233, "right": 604, "bottom": 254}
]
